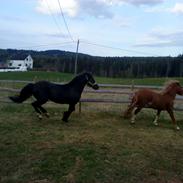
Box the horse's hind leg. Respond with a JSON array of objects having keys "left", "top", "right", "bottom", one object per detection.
[
  {"left": 167, "top": 108, "right": 180, "bottom": 130},
  {"left": 62, "top": 104, "right": 75, "bottom": 122},
  {"left": 32, "top": 101, "right": 43, "bottom": 120},
  {"left": 153, "top": 110, "right": 161, "bottom": 126},
  {"left": 32, "top": 100, "right": 48, "bottom": 119}
]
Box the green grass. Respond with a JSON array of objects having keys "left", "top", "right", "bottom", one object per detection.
[
  {"left": 0, "top": 71, "right": 183, "bottom": 85},
  {"left": 0, "top": 102, "right": 183, "bottom": 183},
  {"left": 0, "top": 71, "right": 72, "bottom": 82},
  {"left": 0, "top": 71, "right": 183, "bottom": 183}
]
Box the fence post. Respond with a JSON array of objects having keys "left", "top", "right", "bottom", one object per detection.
[{"left": 131, "top": 80, "right": 134, "bottom": 92}]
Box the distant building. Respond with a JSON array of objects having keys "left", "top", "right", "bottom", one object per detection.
[
  {"left": 0, "top": 60, "right": 6, "bottom": 68},
  {"left": 8, "top": 55, "right": 33, "bottom": 71}
]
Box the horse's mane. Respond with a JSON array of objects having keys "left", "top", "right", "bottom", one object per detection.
[
  {"left": 162, "top": 80, "right": 180, "bottom": 94},
  {"left": 68, "top": 72, "right": 88, "bottom": 84},
  {"left": 68, "top": 74, "right": 81, "bottom": 84}
]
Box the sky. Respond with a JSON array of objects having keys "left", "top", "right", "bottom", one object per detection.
[{"left": 0, "top": 0, "right": 183, "bottom": 57}]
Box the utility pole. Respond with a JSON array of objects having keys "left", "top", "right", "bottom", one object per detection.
[{"left": 74, "top": 39, "right": 79, "bottom": 75}]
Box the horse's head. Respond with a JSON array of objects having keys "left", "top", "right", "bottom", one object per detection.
[
  {"left": 173, "top": 81, "right": 183, "bottom": 95},
  {"left": 164, "top": 80, "right": 183, "bottom": 96},
  {"left": 83, "top": 72, "right": 99, "bottom": 90}
]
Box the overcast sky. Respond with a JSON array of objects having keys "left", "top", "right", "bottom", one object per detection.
[{"left": 0, "top": 0, "right": 183, "bottom": 56}]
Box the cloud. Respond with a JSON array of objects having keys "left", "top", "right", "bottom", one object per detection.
[
  {"left": 36, "top": 0, "right": 78, "bottom": 17},
  {"left": 144, "top": 2, "right": 183, "bottom": 14},
  {"left": 170, "top": 2, "right": 183, "bottom": 14},
  {"left": 36, "top": 0, "right": 113, "bottom": 18},
  {"left": 36, "top": 0, "right": 164, "bottom": 19},
  {"left": 78, "top": 0, "right": 113, "bottom": 18},
  {"left": 44, "top": 33, "right": 69, "bottom": 39},
  {"left": 134, "top": 29, "right": 183, "bottom": 47},
  {"left": 106, "top": 0, "right": 164, "bottom": 6}
]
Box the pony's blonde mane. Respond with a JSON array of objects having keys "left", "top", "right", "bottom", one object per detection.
[{"left": 162, "top": 80, "right": 180, "bottom": 93}]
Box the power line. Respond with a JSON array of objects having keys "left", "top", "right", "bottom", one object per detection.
[
  {"left": 80, "top": 39, "right": 160, "bottom": 57},
  {"left": 57, "top": 0, "right": 75, "bottom": 42},
  {"left": 81, "top": 40, "right": 159, "bottom": 56},
  {"left": 45, "top": 0, "right": 65, "bottom": 38}
]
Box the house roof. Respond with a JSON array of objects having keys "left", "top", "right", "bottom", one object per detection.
[{"left": 9, "top": 54, "right": 32, "bottom": 60}]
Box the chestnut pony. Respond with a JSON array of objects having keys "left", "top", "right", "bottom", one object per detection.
[{"left": 124, "top": 80, "right": 183, "bottom": 130}]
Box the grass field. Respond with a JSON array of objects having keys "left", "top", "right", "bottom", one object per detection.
[
  {"left": 0, "top": 71, "right": 183, "bottom": 85},
  {"left": 1, "top": 103, "right": 183, "bottom": 183},
  {"left": 0, "top": 71, "right": 183, "bottom": 183}
]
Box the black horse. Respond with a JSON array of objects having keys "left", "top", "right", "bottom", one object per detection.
[{"left": 9, "top": 72, "right": 99, "bottom": 122}]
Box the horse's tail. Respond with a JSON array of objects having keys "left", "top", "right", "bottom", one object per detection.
[
  {"left": 123, "top": 94, "right": 137, "bottom": 118},
  {"left": 9, "top": 83, "right": 34, "bottom": 103}
]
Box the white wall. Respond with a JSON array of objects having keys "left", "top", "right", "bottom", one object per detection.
[{"left": 8, "top": 55, "right": 33, "bottom": 69}]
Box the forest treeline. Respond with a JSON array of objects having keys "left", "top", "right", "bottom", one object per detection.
[{"left": 0, "top": 49, "right": 183, "bottom": 78}]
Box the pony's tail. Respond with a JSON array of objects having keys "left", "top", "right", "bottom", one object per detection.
[
  {"left": 123, "top": 94, "right": 137, "bottom": 118},
  {"left": 9, "top": 83, "right": 34, "bottom": 103}
]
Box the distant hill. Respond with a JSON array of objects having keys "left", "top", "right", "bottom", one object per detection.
[
  {"left": 0, "top": 48, "right": 89, "bottom": 61},
  {"left": 0, "top": 48, "right": 183, "bottom": 78}
]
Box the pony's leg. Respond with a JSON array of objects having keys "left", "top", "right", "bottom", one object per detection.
[
  {"left": 62, "top": 104, "right": 75, "bottom": 122},
  {"left": 167, "top": 109, "right": 180, "bottom": 130},
  {"left": 131, "top": 107, "right": 142, "bottom": 124},
  {"left": 153, "top": 110, "right": 161, "bottom": 126},
  {"left": 124, "top": 102, "right": 136, "bottom": 118},
  {"left": 131, "top": 108, "right": 136, "bottom": 124},
  {"left": 32, "top": 101, "right": 43, "bottom": 120},
  {"left": 38, "top": 105, "right": 50, "bottom": 118}
]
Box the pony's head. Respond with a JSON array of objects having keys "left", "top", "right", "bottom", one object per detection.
[
  {"left": 83, "top": 72, "right": 99, "bottom": 90},
  {"left": 163, "top": 80, "right": 183, "bottom": 95}
]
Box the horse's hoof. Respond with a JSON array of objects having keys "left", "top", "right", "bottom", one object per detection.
[
  {"left": 37, "top": 114, "right": 43, "bottom": 120},
  {"left": 62, "top": 118, "right": 68, "bottom": 122},
  {"left": 130, "top": 121, "right": 135, "bottom": 125},
  {"left": 175, "top": 126, "right": 180, "bottom": 130},
  {"left": 45, "top": 113, "right": 50, "bottom": 118},
  {"left": 153, "top": 122, "right": 159, "bottom": 126}
]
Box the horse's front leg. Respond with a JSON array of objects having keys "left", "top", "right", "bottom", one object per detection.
[
  {"left": 131, "top": 107, "right": 142, "bottom": 124},
  {"left": 153, "top": 110, "right": 161, "bottom": 126},
  {"left": 62, "top": 104, "right": 76, "bottom": 122},
  {"left": 38, "top": 105, "right": 50, "bottom": 118},
  {"left": 167, "top": 108, "right": 180, "bottom": 130}
]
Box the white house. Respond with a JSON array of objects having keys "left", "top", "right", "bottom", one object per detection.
[{"left": 8, "top": 55, "right": 33, "bottom": 71}]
